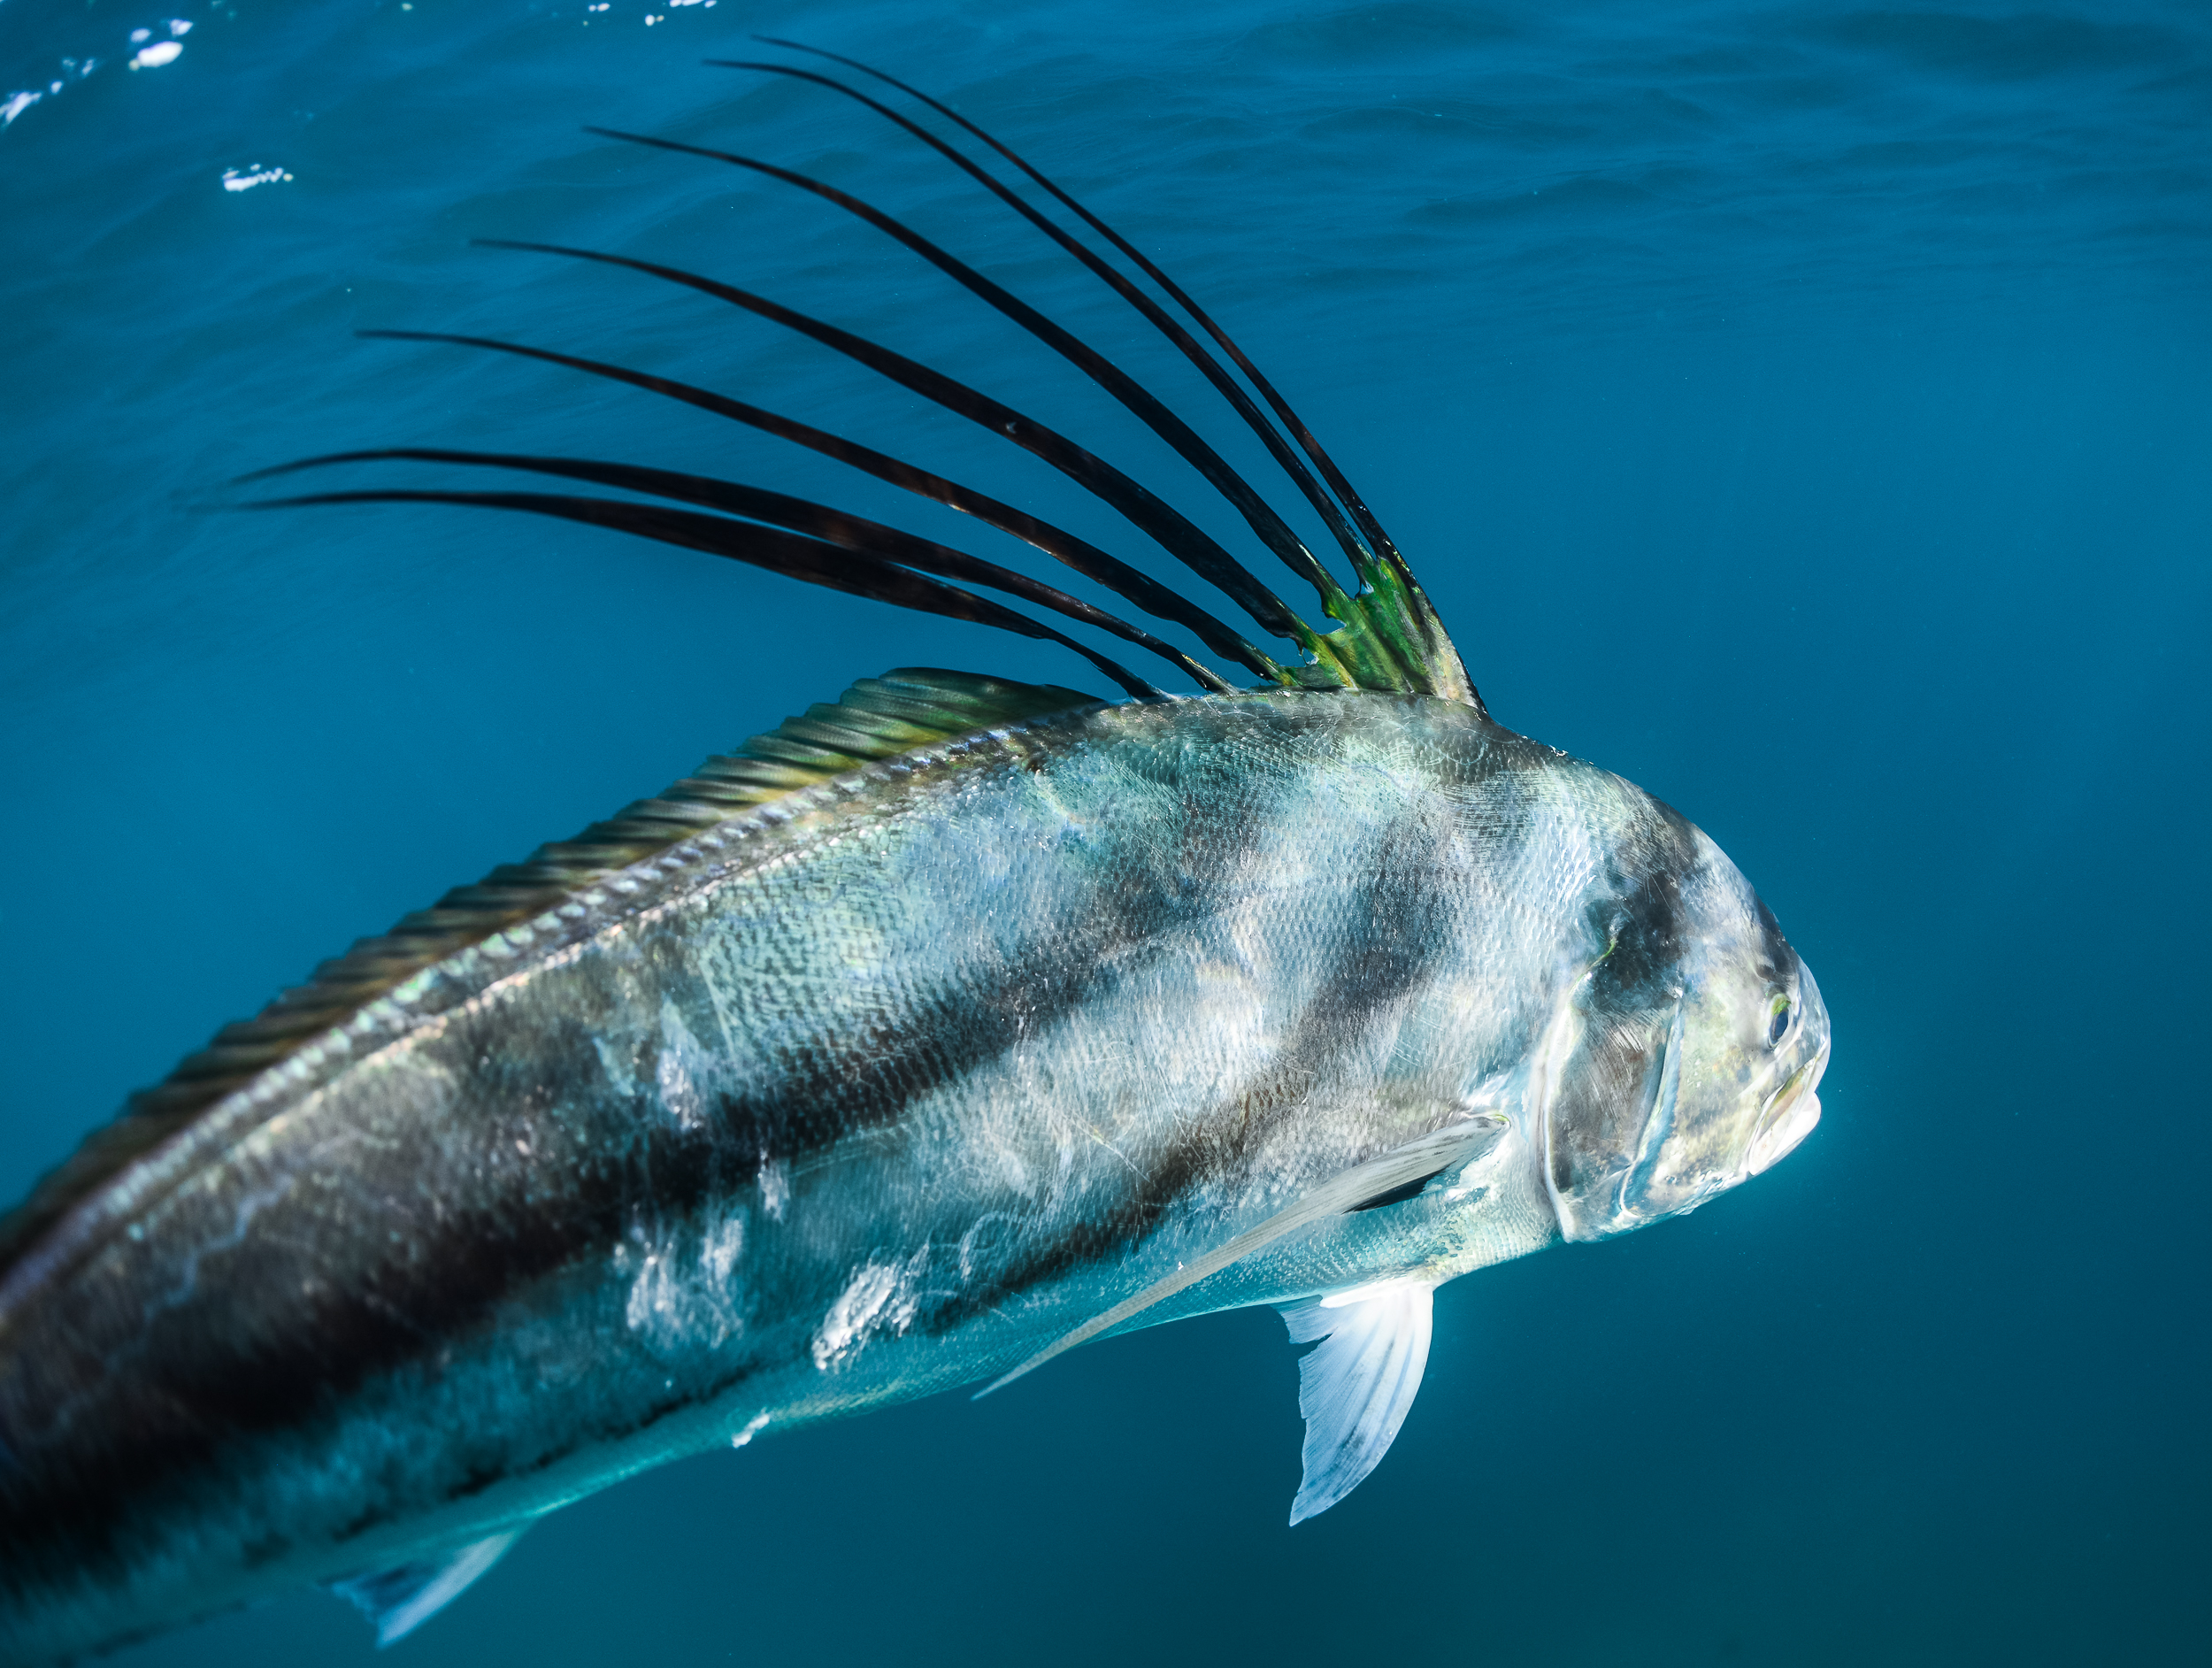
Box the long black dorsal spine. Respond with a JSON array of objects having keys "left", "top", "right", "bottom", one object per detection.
[
  {"left": 246, "top": 50, "right": 1479, "bottom": 707},
  {"left": 749, "top": 38, "right": 1477, "bottom": 708}
]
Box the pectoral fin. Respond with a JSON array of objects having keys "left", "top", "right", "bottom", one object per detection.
[
  {"left": 327, "top": 1527, "right": 526, "bottom": 1646},
  {"left": 1279, "top": 1278, "right": 1435, "bottom": 1524},
  {"left": 978, "top": 1112, "right": 1501, "bottom": 1397}
]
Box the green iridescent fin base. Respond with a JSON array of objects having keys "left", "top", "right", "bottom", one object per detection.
[{"left": 0, "top": 669, "right": 1098, "bottom": 1280}]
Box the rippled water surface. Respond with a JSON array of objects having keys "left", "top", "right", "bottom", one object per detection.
[{"left": 3, "top": 1, "right": 2207, "bottom": 1663}]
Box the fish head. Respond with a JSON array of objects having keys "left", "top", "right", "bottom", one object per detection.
[{"left": 1542, "top": 821, "right": 1829, "bottom": 1241}]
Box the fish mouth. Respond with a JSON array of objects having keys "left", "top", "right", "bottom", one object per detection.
[{"left": 1744, "top": 1043, "right": 1827, "bottom": 1176}]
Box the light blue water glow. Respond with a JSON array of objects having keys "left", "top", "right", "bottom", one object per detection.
[{"left": 2, "top": 2, "right": 2207, "bottom": 1663}]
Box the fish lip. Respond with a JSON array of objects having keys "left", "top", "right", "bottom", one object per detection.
[
  {"left": 1744, "top": 1041, "right": 1828, "bottom": 1176},
  {"left": 1740, "top": 957, "right": 1830, "bottom": 1178}
]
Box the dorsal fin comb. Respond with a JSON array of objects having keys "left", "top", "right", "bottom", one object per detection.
[{"left": 240, "top": 47, "right": 1481, "bottom": 712}]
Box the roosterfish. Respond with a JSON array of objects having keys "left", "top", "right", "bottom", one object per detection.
[{"left": 0, "top": 43, "right": 1830, "bottom": 1663}]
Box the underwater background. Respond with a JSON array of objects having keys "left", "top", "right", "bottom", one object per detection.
[{"left": 2, "top": 0, "right": 2206, "bottom": 1662}]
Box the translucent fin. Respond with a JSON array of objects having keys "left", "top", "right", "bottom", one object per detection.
[
  {"left": 977, "top": 1112, "right": 1502, "bottom": 1396},
  {"left": 1279, "top": 1279, "right": 1436, "bottom": 1525},
  {"left": 327, "top": 1527, "right": 524, "bottom": 1646}
]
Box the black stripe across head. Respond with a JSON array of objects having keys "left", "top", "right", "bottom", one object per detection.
[{"left": 238, "top": 42, "right": 1481, "bottom": 713}]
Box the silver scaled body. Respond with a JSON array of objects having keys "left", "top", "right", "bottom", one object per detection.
[{"left": 0, "top": 691, "right": 1828, "bottom": 1662}]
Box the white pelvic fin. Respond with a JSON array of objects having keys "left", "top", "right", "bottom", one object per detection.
[
  {"left": 1279, "top": 1278, "right": 1436, "bottom": 1525},
  {"left": 327, "top": 1526, "right": 526, "bottom": 1647},
  {"left": 978, "top": 1112, "right": 1502, "bottom": 1397}
]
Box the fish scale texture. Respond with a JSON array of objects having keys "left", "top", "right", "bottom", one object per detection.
[{"left": 0, "top": 690, "right": 1648, "bottom": 1659}]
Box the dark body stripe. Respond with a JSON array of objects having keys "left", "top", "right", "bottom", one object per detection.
[{"left": 0, "top": 693, "right": 1663, "bottom": 1649}]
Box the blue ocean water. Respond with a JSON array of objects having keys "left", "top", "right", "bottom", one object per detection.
[{"left": 2, "top": 0, "right": 2207, "bottom": 1661}]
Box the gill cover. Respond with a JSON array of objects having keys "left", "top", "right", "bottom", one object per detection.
[{"left": 1544, "top": 824, "right": 1829, "bottom": 1241}]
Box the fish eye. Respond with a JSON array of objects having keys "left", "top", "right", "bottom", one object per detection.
[{"left": 1766, "top": 999, "right": 1791, "bottom": 1049}]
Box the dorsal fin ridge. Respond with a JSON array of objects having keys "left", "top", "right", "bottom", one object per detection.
[
  {"left": 0, "top": 668, "right": 1101, "bottom": 1284},
  {"left": 557, "top": 667, "right": 1095, "bottom": 831}
]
